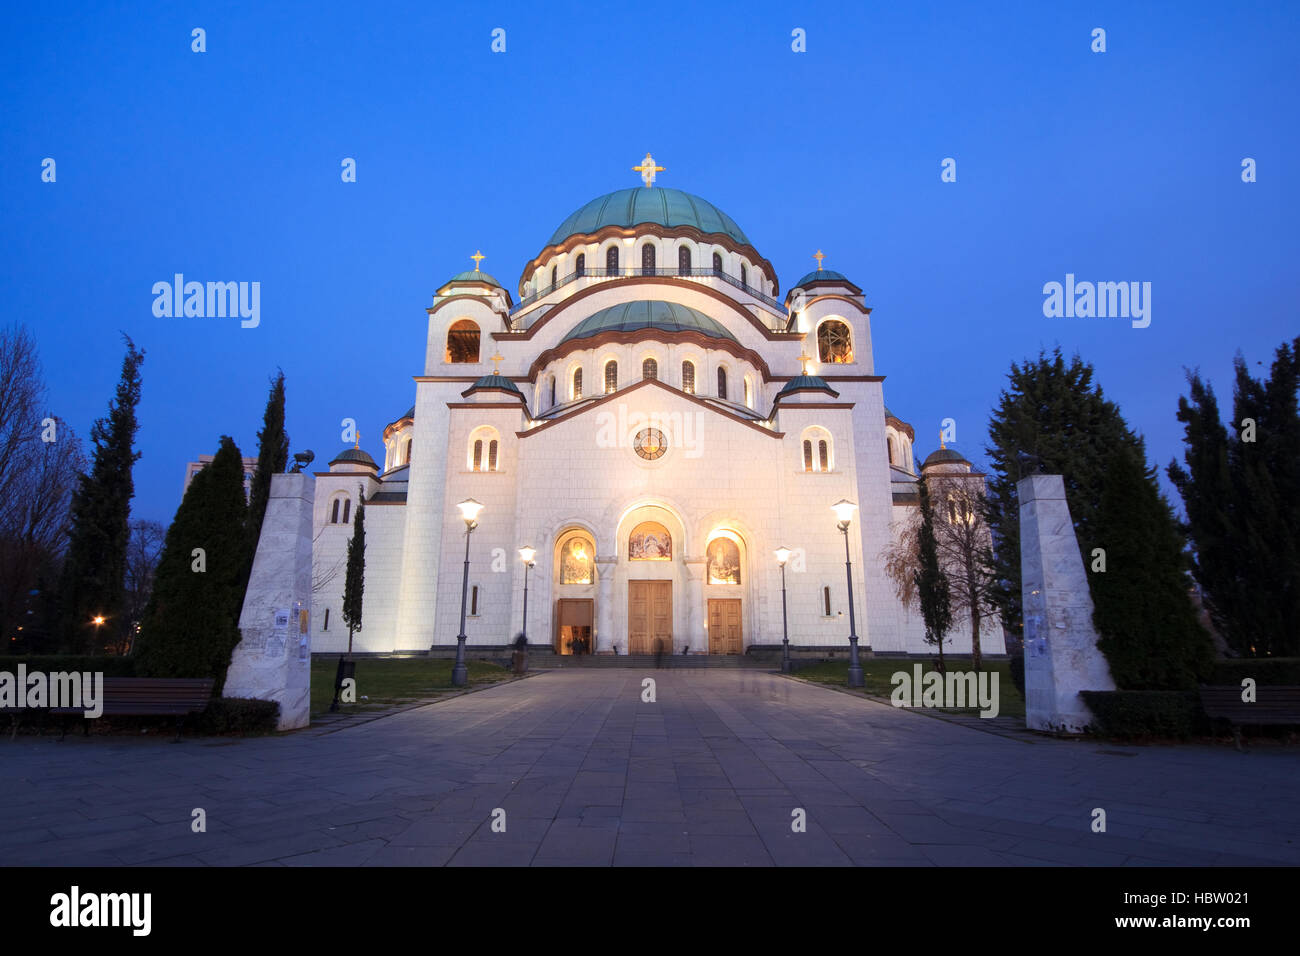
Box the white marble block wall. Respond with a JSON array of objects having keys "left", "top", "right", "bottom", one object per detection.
[
  {"left": 228, "top": 472, "right": 316, "bottom": 730},
  {"left": 1019, "top": 473, "right": 1115, "bottom": 733}
]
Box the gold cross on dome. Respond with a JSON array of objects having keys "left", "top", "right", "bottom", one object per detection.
[
  {"left": 490, "top": 351, "right": 504, "bottom": 373},
  {"left": 813, "top": 250, "right": 826, "bottom": 271},
  {"left": 355, "top": 428, "right": 361, "bottom": 450},
  {"left": 470, "top": 250, "right": 485, "bottom": 271},
  {"left": 797, "top": 351, "right": 812, "bottom": 374},
  {"left": 939, "top": 429, "right": 946, "bottom": 450},
  {"left": 633, "top": 153, "right": 664, "bottom": 188}
]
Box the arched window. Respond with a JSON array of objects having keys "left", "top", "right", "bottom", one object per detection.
[
  {"left": 712, "top": 251, "right": 723, "bottom": 275},
  {"left": 572, "top": 367, "right": 583, "bottom": 400},
  {"left": 472, "top": 440, "right": 483, "bottom": 471},
  {"left": 469, "top": 429, "right": 500, "bottom": 472},
  {"left": 819, "top": 440, "right": 829, "bottom": 471},
  {"left": 488, "top": 440, "right": 498, "bottom": 471},
  {"left": 445, "top": 319, "right": 480, "bottom": 363},
  {"left": 629, "top": 521, "right": 671, "bottom": 560},
  {"left": 558, "top": 533, "right": 595, "bottom": 584},
  {"left": 404, "top": 438, "right": 413, "bottom": 465},
  {"left": 575, "top": 253, "right": 585, "bottom": 277},
  {"left": 678, "top": 246, "right": 691, "bottom": 275},
  {"left": 740, "top": 264, "right": 748, "bottom": 287},
  {"left": 887, "top": 436, "right": 896, "bottom": 465},
  {"left": 717, "top": 367, "right": 727, "bottom": 400},
  {"left": 604, "top": 360, "right": 618, "bottom": 394},
  {"left": 606, "top": 245, "right": 619, "bottom": 272},
  {"left": 803, "top": 440, "right": 813, "bottom": 472},
  {"left": 642, "top": 243, "right": 656, "bottom": 273},
  {"left": 323, "top": 608, "right": 329, "bottom": 630},
  {"left": 817, "top": 320, "right": 854, "bottom": 363},
  {"left": 550, "top": 266, "right": 557, "bottom": 289},
  {"left": 331, "top": 499, "right": 341, "bottom": 523},
  {"left": 549, "top": 376, "right": 557, "bottom": 408},
  {"left": 743, "top": 377, "right": 752, "bottom": 408},
  {"left": 342, "top": 498, "right": 351, "bottom": 524},
  {"left": 707, "top": 537, "right": 741, "bottom": 584},
  {"left": 682, "top": 360, "right": 695, "bottom": 394},
  {"left": 642, "top": 358, "right": 658, "bottom": 380},
  {"left": 823, "top": 586, "right": 832, "bottom": 616}
]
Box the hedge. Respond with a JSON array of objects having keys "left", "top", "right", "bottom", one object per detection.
[
  {"left": 1081, "top": 690, "right": 1210, "bottom": 738},
  {"left": 197, "top": 698, "right": 280, "bottom": 735},
  {"left": 1009, "top": 654, "right": 1025, "bottom": 696}
]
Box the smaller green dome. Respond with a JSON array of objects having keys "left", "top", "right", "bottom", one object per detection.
[
  {"left": 463, "top": 373, "right": 524, "bottom": 398},
  {"left": 444, "top": 269, "right": 502, "bottom": 288},
  {"left": 330, "top": 447, "right": 377, "bottom": 468},
  {"left": 922, "top": 447, "right": 969, "bottom": 468},
  {"left": 776, "top": 374, "right": 838, "bottom": 399},
  {"left": 560, "top": 300, "right": 739, "bottom": 345},
  {"left": 791, "top": 268, "right": 855, "bottom": 289}
]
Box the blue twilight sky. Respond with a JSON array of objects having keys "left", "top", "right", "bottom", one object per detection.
[{"left": 1, "top": 1, "right": 1296, "bottom": 526}]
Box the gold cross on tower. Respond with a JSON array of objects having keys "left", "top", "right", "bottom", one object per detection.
[
  {"left": 633, "top": 153, "right": 664, "bottom": 188},
  {"left": 490, "top": 351, "right": 504, "bottom": 373},
  {"left": 939, "top": 428, "right": 946, "bottom": 450},
  {"left": 470, "top": 250, "right": 485, "bottom": 271},
  {"left": 797, "top": 350, "right": 812, "bottom": 374},
  {"left": 813, "top": 250, "right": 826, "bottom": 271}
]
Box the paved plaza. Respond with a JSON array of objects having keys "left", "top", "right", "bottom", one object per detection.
[{"left": 2, "top": 670, "right": 1297, "bottom": 866}]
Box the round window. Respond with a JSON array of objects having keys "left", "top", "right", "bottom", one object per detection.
[{"left": 634, "top": 428, "right": 667, "bottom": 460}]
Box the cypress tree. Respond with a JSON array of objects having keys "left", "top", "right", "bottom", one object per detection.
[
  {"left": 914, "top": 475, "right": 953, "bottom": 670},
  {"left": 246, "top": 370, "right": 289, "bottom": 581},
  {"left": 341, "top": 489, "right": 365, "bottom": 654},
  {"left": 1172, "top": 338, "right": 1300, "bottom": 656},
  {"left": 59, "top": 336, "right": 145, "bottom": 653},
  {"left": 134, "top": 436, "right": 249, "bottom": 693},
  {"left": 1092, "top": 444, "right": 1214, "bottom": 689},
  {"left": 984, "top": 348, "right": 1143, "bottom": 637}
]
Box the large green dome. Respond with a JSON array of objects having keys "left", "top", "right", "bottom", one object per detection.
[
  {"left": 560, "top": 300, "right": 739, "bottom": 345},
  {"left": 547, "top": 188, "right": 753, "bottom": 248}
]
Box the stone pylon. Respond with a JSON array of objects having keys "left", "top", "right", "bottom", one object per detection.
[
  {"left": 226, "top": 472, "right": 315, "bottom": 730},
  {"left": 1018, "top": 474, "right": 1115, "bottom": 733}
]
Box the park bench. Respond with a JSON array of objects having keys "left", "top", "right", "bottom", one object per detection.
[
  {"left": 7, "top": 677, "right": 214, "bottom": 741},
  {"left": 1199, "top": 685, "right": 1300, "bottom": 751}
]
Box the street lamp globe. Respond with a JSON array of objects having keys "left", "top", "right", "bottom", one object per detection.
[
  {"left": 457, "top": 498, "right": 484, "bottom": 526},
  {"left": 831, "top": 499, "right": 857, "bottom": 528}
]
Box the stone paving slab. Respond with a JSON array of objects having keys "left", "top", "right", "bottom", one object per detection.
[{"left": 1, "top": 670, "right": 1297, "bottom": 866}]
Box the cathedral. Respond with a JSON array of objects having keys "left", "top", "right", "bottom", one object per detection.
[{"left": 309, "top": 159, "right": 1004, "bottom": 659}]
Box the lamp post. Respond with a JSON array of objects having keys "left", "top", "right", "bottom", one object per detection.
[
  {"left": 774, "top": 547, "right": 792, "bottom": 674},
  {"left": 831, "top": 499, "right": 864, "bottom": 688},
  {"left": 518, "top": 546, "right": 536, "bottom": 644},
  {"left": 451, "top": 498, "right": 484, "bottom": 687}
]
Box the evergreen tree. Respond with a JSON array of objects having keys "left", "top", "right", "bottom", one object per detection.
[
  {"left": 59, "top": 336, "right": 145, "bottom": 653},
  {"left": 245, "top": 370, "right": 289, "bottom": 582},
  {"left": 1170, "top": 338, "right": 1300, "bottom": 656},
  {"left": 984, "top": 348, "right": 1143, "bottom": 637},
  {"left": 133, "top": 436, "right": 249, "bottom": 693},
  {"left": 341, "top": 489, "right": 365, "bottom": 654},
  {"left": 1092, "top": 444, "right": 1215, "bottom": 689},
  {"left": 914, "top": 475, "right": 953, "bottom": 670}
]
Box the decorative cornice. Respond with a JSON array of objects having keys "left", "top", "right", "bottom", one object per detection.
[{"left": 498, "top": 276, "right": 793, "bottom": 344}]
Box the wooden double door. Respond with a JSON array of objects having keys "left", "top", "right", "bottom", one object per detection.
[
  {"left": 628, "top": 581, "right": 672, "bottom": 655},
  {"left": 708, "top": 599, "right": 742, "bottom": 655}
]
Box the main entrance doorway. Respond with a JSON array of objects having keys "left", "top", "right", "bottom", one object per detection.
[
  {"left": 708, "top": 599, "right": 742, "bottom": 654},
  {"left": 628, "top": 581, "right": 672, "bottom": 655},
  {"left": 555, "top": 598, "right": 593, "bottom": 655}
]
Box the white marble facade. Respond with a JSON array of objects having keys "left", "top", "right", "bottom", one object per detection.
[{"left": 308, "top": 178, "right": 1005, "bottom": 658}]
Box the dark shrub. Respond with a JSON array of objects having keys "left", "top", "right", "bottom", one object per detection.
[
  {"left": 1210, "top": 658, "right": 1300, "bottom": 686},
  {"left": 1009, "top": 653, "right": 1025, "bottom": 696},
  {"left": 1081, "top": 690, "right": 1209, "bottom": 738},
  {"left": 197, "top": 698, "right": 280, "bottom": 735},
  {"left": 0, "top": 655, "right": 136, "bottom": 677}
]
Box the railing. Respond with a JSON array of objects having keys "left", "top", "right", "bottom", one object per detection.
[{"left": 505, "top": 267, "right": 792, "bottom": 330}]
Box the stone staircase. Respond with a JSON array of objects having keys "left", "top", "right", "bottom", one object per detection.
[{"left": 541, "top": 653, "right": 769, "bottom": 669}]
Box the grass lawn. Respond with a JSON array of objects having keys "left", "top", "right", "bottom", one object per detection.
[
  {"left": 792, "top": 656, "right": 1026, "bottom": 719},
  {"left": 310, "top": 656, "right": 511, "bottom": 716}
]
